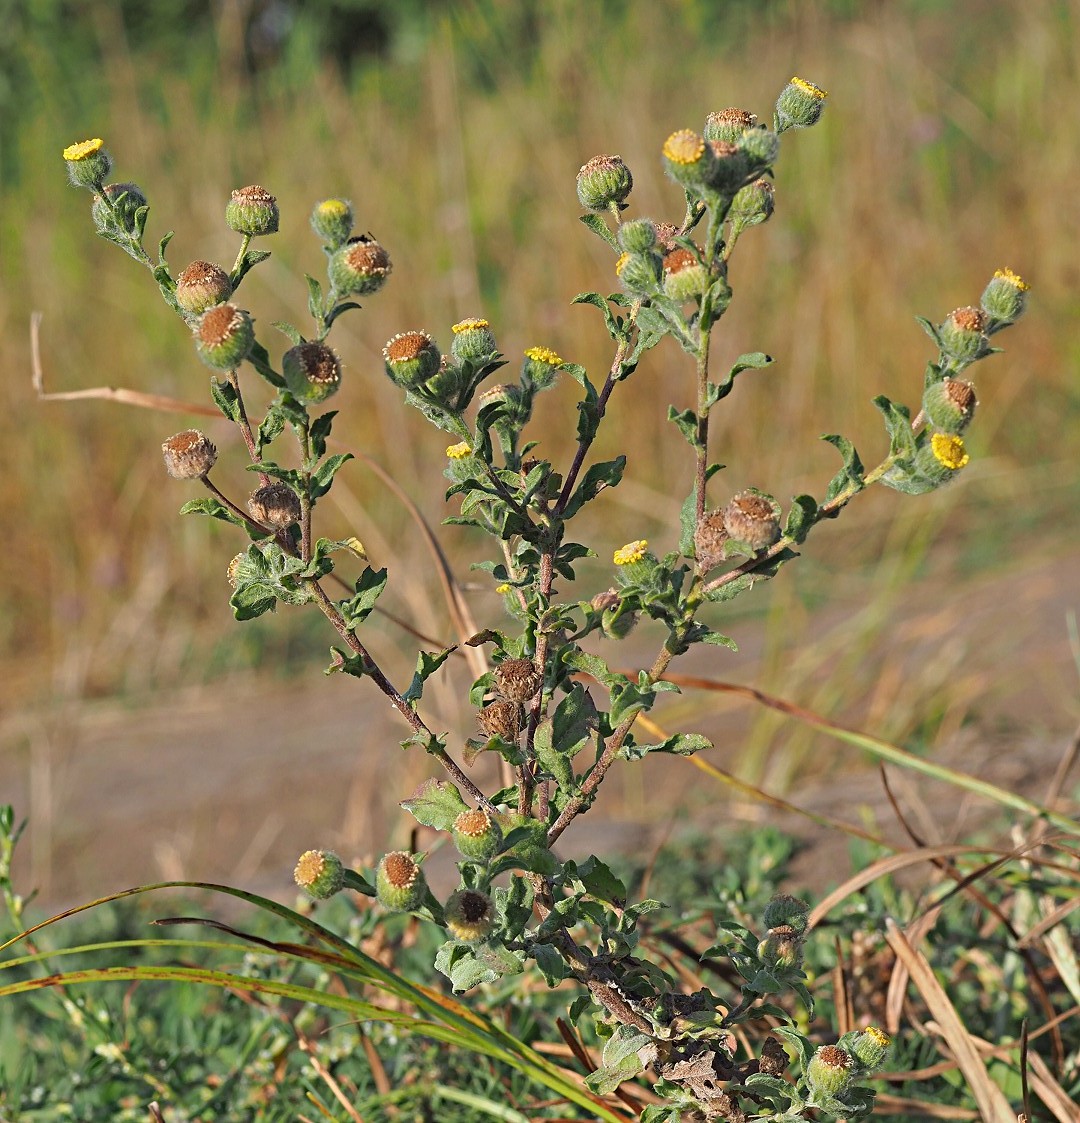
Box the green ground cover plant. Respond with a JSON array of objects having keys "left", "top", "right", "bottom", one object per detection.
[{"left": 2, "top": 65, "right": 1077, "bottom": 1123}]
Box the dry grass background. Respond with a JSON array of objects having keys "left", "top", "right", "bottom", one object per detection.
[{"left": 1, "top": 1, "right": 1078, "bottom": 900}]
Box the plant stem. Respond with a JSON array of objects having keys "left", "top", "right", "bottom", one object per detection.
[{"left": 694, "top": 329, "right": 712, "bottom": 524}]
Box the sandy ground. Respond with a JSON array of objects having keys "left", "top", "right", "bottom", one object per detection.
[{"left": 2, "top": 545, "right": 1077, "bottom": 915}]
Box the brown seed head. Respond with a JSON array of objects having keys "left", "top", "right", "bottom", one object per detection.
[
  {"left": 454, "top": 809, "right": 493, "bottom": 839},
  {"left": 590, "top": 588, "right": 620, "bottom": 613},
  {"left": 494, "top": 657, "right": 542, "bottom": 703},
  {"left": 723, "top": 492, "right": 781, "bottom": 552},
  {"left": 248, "top": 481, "right": 301, "bottom": 529},
  {"left": 817, "top": 1045, "right": 852, "bottom": 1072},
  {"left": 663, "top": 247, "right": 699, "bottom": 275},
  {"left": 344, "top": 238, "right": 391, "bottom": 275},
  {"left": 707, "top": 107, "right": 757, "bottom": 134},
  {"left": 944, "top": 378, "right": 976, "bottom": 413},
  {"left": 694, "top": 509, "right": 730, "bottom": 572},
  {"left": 198, "top": 303, "right": 244, "bottom": 348},
  {"left": 948, "top": 306, "right": 989, "bottom": 334},
  {"left": 293, "top": 849, "right": 328, "bottom": 890},
  {"left": 477, "top": 699, "right": 522, "bottom": 739},
  {"left": 381, "top": 850, "right": 420, "bottom": 890},
  {"left": 288, "top": 341, "right": 341, "bottom": 389},
  {"left": 708, "top": 139, "right": 740, "bottom": 160},
  {"left": 232, "top": 184, "right": 273, "bottom": 207},
  {"left": 176, "top": 260, "right": 232, "bottom": 313},
  {"left": 161, "top": 429, "right": 217, "bottom": 479},
  {"left": 383, "top": 330, "right": 433, "bottom": 363}
]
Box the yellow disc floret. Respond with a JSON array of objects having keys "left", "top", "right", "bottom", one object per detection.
[
  {"left": 791, "top": 76, "right": 828, "bottom": 100},
  {"left": 63, "top": 138, "right": 104, "bottom": 161},
  {"left": 524, "top": 345, "right": 563, "bottom": 366},
  {"left": 453, "top": 317, "right": 490, "bottom": 334},
  {"left": 662, "top": 129, "right": 706, "bottom": 166},
  {"left": 931, "top": 432, "right": 969, "bottom": 470},
  {"left": 446, "top": 441, "right": 472, "bottom": 460},
  {"left": 993, "top": 267, "right": 1030, "bottom": 291},
  {"left": 614, "top": 540, "right": 648, "bottom": 566}
]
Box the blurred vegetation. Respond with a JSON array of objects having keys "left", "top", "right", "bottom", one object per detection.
[{"left": 3, "top": 0, "right": 1077, "bottom": 724}]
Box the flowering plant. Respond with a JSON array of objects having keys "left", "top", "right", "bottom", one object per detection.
[{"left": 23, "top": 78, "right": 1031, "bottom": 1119}]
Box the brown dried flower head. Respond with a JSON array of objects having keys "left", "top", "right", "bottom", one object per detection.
[
  {"left": 162, "top": 429, "right": 217, "bottom": 480},
  {"left": 248, "top": 481, "right": 301, "bottom": 529},
  {"left": 723, "top": 491, "right": 781, "bottom": 552},
  {"left": 175, "top": 260, "right": 232, "bottom": 314},
  {"left": 493, "top": 657, "right": 542, "bottom": 703},
  {"left": 477, "top": 698, "right": 522, "bottom": 740},
  {"left": 694, "top": 509, "right": 730, "bottom": 572}
]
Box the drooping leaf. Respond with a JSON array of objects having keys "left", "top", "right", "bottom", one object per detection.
[{"left": 401, "top": 778, "right": 468, "bottom": 832}]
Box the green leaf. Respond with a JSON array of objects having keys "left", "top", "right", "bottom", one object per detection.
[
  {"left": 915, "top": 314, "right": 942, "bottom": 348},
  {"left": 872, "top": 394, "right": 917, "bottom": 459},
  {"left": 324, "top": 300, "right": 362, "bottom": 330},
  {"left": 400, "top": 778, "right": 468, "bottom": 832},
  {"left": 620, "top": 732, "right": 712, "bottom": 761},
  {"left": 246, "top": 340, "right": 286, "bottom": 388},
  {"left": 727, "top": 351, "right": 773, "bottom": 377},
  {"left": 271, "top": 320, "right": 303, "bottom": 347},
  {"left": 576, "top": 214, "right": 618, "bottom": 251},
  {"left": 561, "top": 456, "right": 625, "bottom": 519},
  {"left": 531, "top": 942, "right": 570, "bottom": 986},
  {"left": 309, "top": 410, "right": 336, "bottom": 459},
  {"left": 784, "top": 494, "right": 817, "bottom": 543},
  {"left": 209, "top": 376, "right": 241, "bottom": 422},
  {"left": 338, "top": 566, "right": 387, "bottom": 630},
  {"left": 178, "top": 496, "right": 249, "bottom": 531},
  {"left": 309, "top": 452, "right": 353, "bottom": 499},
  {"left": 821, "top": 433, "right": 865, "bottom": 503},
  {"left": 256, "top": 405, "right": 287, "bottom": 456},
  {"left": 569, "top": 856, "right": 627, "bottom": 905},
  {"left": 667, "top": 404, "right": 699, "bottom": 447},
  {"left": 229, "top": 582, "right": 277, "bottom": 621},
  {"left": 572, "top": 290, "right": 621, "bottom": 340},
  {"left": 402, "top": 647, "right": 455, "bottom": 706},
  {"left": 305, "top": 274, "right": 324, "bottom": 322},
  {"left": 585, "top": 1027, "right": 652, "bottom": 1094}
]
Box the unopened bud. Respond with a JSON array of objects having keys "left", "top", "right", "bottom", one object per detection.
[
  {"left": 576, "top": 154, "right": 633, "bottom": 211},
  {"left": 176, "top": 261, "right": 232, "bottom": 314},
  {"left": 310, "top": 198, "right": 353, "bottom": 247},
  {"left": 248, "top": 481, "right": 301, "bottom": 529},
  {"left": 329, "top": 236, "right": 392, "bottom": 296},
  {"left": 922, "top": 377, "right": 976, "bottom": 435},
  {"left": 980, "top": 268, "right": 1029, "bottom": 325},
  {"left": 91, "top": 182, "right": 147, "bottom": 234},
  {"left": 375, "top": 851, "right": 427, "bottom": 912},
  {"left": 162, "top": 429, "right": 218, "bottom": 480},
  {"left": 294, "top": 849, "right": 345, "bottom": 899},
  {"left": 723, "top": 491, "right": 781, "bottom": 551},
  {"left": 194, "top": 303, "right": 254, "bottom": 370},
  {"left": 729, "top": 178, "right": 775, "bottom": 229},
  {"left": 758, "top": 925, "right": 804, "bottom": 970},
  {"left": 452, "top": 809, "right": 503, "bottom": 863},
  {"left": 226, "top": 184, "right": 279, "bottom": 236},
  {"left": 615, "top": 250, "right": 662, "bottom": 296},
  {"left": 493, "top": 657, "right": 542, "bottom": 704},
  {"left": 445, "top": 888, "right": 496, "bottom": 942},
  {"left": 283, "top": 341, "right": 342, "bottom": 404},
  {"left": 762, "top": 893, "right": 810, "bottom": 934},
  {"left": 738, "top": 127, "right": 781, "bottom": 168},
  {"left": 775, "top": 77, "right": 827, "bottom": 131},
  {"left": 617, "top": 218, "right": 658, "bottom": 254}
]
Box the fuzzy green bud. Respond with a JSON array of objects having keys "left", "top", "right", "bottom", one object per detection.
[
  {"left": 849, "top": 1027, "right": 891, "bottom": 1072},
  {"left": 63, "top": 138, "right": 112, "bottom": 189},
  {"left": 450, "top": 317, "right": 497, "bottom": 362},
  {"left": 723, "top": 491, "right": 781, "bottom": 552},
  {"left": 980, "top": 268, "right": 1029, "bottom": 325},
  {"left": 729, "top": 178, "right": 775, "bottom": 229},
  {"left": 938, "top": 306, "right": 990, "bottom": 363},
  {"left": 193, "top": 302, "right": 254, "bottom": 370},
  {"left": 176, "top": 261, "right": 232, "bottom": 314},
  {"left": 452, "top": 809, "right": 503, "bottom": 863},
  {"left": 423, "top": 356, "right": 465, "bottom": 403},
  {"left": 663, "top": 247, "right": 710, "bottom": 303},
  {"left": 661, "top": 129, "right": 717, "bottom": 191},
  {"left": 91, "top": 182, "right": 147, "bottom": 234},
  {"left": 775, "top": 77, "right": 828, "bottom": 132},
  {"left": 737, "top": 127, "right": 781, "bottom": 169},
  {"left": 705, "top": 140, "right": 748, "bottom": 194},
  {"left": 615, "top": 250, "right": 662, "bottom": 296},
  {"left": 600, "top": 601, "right": 637, "bottom": 640},
  {"left": 226, "top": 184, "right": 279, "bottom": 236},
  {"left": 293, "top": 849, "right": 346, "bottom": 899},
  {"left": 283, "top": 340, "right": 342, "bottom": 404},
  {"left": 310, "top": 198, "right": 353, "bottom": 247},
  {"left": 375, "top": 851, "right": 427, "bottom": 912},
  {"left": 329, "top": 236, "right": 392, "bottom": 296},
  {"left": 383, "top": 330, "right": 441, "bottom": 389},
  {"left": 161, "top": 429, "right": 218, "bottom": 480},
  {"left": 758, "top": 925, "right": 804, "bottom": 970},
  {"left": 445, "top": 888, "right": 496, "bottom": 943},
  {"left": 617, "top": 218, "right": 658, "bottom": 254},
  {"left": 806, "top": 1045, "right": 853, "bottom": 1099},
  {"left": 576, "top": 154, "right": 633, "bottom": 211},
  {"left": 922, "top": 377, "right": 976, "bottom": 435},
  {"left": 704, "top": 107, "right": 757, "bottom": 144},
  {"left": 522, "top": 345, "right": 564, "bottom": 391},
  {"left": 493, "top": 657, "right": 542, "bottom": 704},
  {"left": 247, "top": 481, "right": 301, "bottom": 529},
  {"left": 762, "top": 893, "right": 810, "bottom": 935}
]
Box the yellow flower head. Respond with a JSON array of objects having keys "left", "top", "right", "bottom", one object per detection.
[
  {"left": 524, "top": 345, "right": 563, "bottom": 366},
  {"left": 791, "top": 76, "right": 828, "bottom": 100},
  {"left": 614, "top": 539, "right": 648, "bottom": 566},
  {"left": 446, "top": 441, "right": 472, "bottom": 460},
  {"left": 993, "top": 267, "right": 1030, "bottom": 292},
  {"left": 931, "top": 432, "right": 969, "bottom": 471},
  {"left": 315, "top": 198, "right": 349, "bottom": 218},
  {"left": 63, "top": 138, "right": 104, "bottom": 161},
  {"left": 453, "top": 317, "right": 490, "bottom": 334},
  {"left": 614, "top": 252, "right": 631, "bottom": 276},
  {"left": 495, "top": 583, "right": 512, "bottom": 595},
  {"left": 662, "top": 129, "right": 706, "bottom": 166}
]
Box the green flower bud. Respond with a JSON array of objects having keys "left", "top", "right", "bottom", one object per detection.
[
  {"left": 450, "top": 317, "right": 497, "bottom": 362},
  {"left": 849, "top": 1026, "right": 891, "bottom": 1072},
  {"left": 63, "top": 138, "right": 111, "bottom": 189},
  {"left": 375, "top": 851, "right": 427, "bottom": 912},
  {"left": 980, "top": 267, "right": 1029, "bottom": 325},
  {"left": 493, "top": 657, "right": 542, "bottom": 704},
  {"left": 247, "top": 481, "right": 301, "bottom": 529},
  {"left": 193, "top": 303, "right": 254, "bottom": 370},
  {"left": 293, "top": 849, "right": 345, "bottom": 899},
  {"left": 694, "top": 510, "right": 730, "bottom": 573},
  {"left": 663, "top": 247, "right": 710, "bottom": 303},
  {"left": 477, "top": 699, "right": 523, "bottom": 740},
  {"left": 615, "top": 250, "right": 663, "bottom": 296},
  {"left": 737, "top": 127, "right": 781, "bottom": 169},
  {"left": 723, "top": 491, "right": 781, "bottom": 552},
  {"left": 938, "top": 306, "right": 990, "bottom": 363},
  {"left": 705, "top": 139, "right": 748, "bottom": 194},
  {"left": 775, "top": 76, "right": 828, "bottom": 132},
  {"left": 522, "top": 345, "right": 564, "bottom": 391},
  {"left": 176, "top": 260, "right": 232, "bottom": 314},
  {"left": 452, "top": 809, "right": 503, "bottom": 863},
  {"left": 601, "top": 601, "right": 637, "bottom": 640},
  {"left": 729, "top": 177, "right": 775, "bottom": 230},
  {"left": 329, "top": 236, "right": 392, "bottom": 296},
  {"left": 283, "top": 340, "right": 342, "bottom": 404},
  {"left": 310, "top": 197, "right": 353, "bottom": 247},
  {"left": 91, "top": 182, "right": 147, "bottom": 234},
  {"left": 704, "top": 107, "right": 757, "bottom": 144},
  {"left": 661, "top": 129, "right": 717, "bottom": 192},
  {"left": 424, "top": 355, "right": 465, "bottom": 403},
  {"left": 758, "top": 925, "right": 804, "bottom": 970},
  {"left": 445, "top": 888, "right": 496, "bottom": 943},
  {"left": 383, "top": 330, "right": 441, "bottom": 389},
  {"left": 161, "top": 429, "right": 218, "bottom": 480},
  {"left": 762, "top": 893, "right": 810, "bottom": 934},
  {"left": 806, "top": 1045, "right": 853, "bottom": 1099},
  {"left": 576, "top": 154, "right": 633, "bottom": 211},
  {"left": 922, "top": 377, "right": 976, "bottom": 435},
  {"left": 617, "top": 218, "right": 657, "bottom": 254},
  {"left": 226, "top": 184, "right": 279, "bottom": 236}
]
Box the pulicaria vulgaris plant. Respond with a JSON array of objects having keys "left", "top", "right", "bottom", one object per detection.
[{"left": 55, "top": 76, "right": 1028, "bottom": 1120}]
